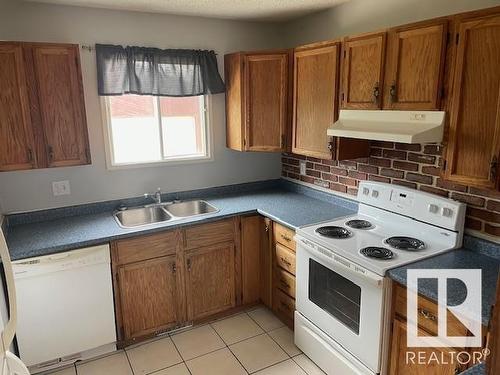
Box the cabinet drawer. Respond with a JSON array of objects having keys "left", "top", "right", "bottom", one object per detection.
[
  {"left": 274, "top": 267, "right": 295, "bottom": 298},
  {"left": 184, "top": 219, "right": 235, "bottom": 249},
  {"left": 275, "top": 244, "right": 296, "bottom": 275},
  {"left": 273, "top": 288, "right": 295, "bottom": 322},
  {"left": 394, "top": 284, "right": 468, "bottom": 337},
  {"left": 114, "top": 230, "right": 179, "bottom": 265},
  {"left": 274, "top": 223, "right": 296, "bottom": 251}
]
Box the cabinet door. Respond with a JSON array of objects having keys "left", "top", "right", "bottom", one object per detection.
[
  {"left": 31, "top": 44, "right": 90, "bottom": 167},
  {"left": 444, "top": 15, "right": 500, "bottom": 188},
  {"left": 389, "top": 319, "right": 464, "bottom": 375},
  {"left": 384, "top": 22, "right": 447, "bottom": 110},
  {"left": 241, "top": 216, "right": 261, "bottom": 305},
  {"left": 0, "top": 43, "right": 36, "bottom": 171},
  {"left": 185, "top": 243, "right": 235, "bottom": 321},
  {"left": 244, "top": 53, "right": 288, "bottom": 151},
  {"left": 341, "top": 33, "right": 386, "bottom": 109},
  {"left": 292, "top": 43, "right": 339, "bottom": 159},
  {"left": 118, "top": 255, "right": 179, "bottom": 340}
]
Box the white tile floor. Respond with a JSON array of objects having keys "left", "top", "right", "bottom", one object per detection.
[{"left": 46, "top": 306, "right": 325, "bottom": 375}]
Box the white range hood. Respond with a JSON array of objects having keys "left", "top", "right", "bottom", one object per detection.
[{"left": 327, "top": 110, "right": 445, "bottom": 144}]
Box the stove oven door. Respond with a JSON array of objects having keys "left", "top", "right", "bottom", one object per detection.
[{"left": 296, "top": 236, "right": 386, "bottom": 374}]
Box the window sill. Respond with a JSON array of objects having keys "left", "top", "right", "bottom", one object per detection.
[{"left": 106, "top": 155, "right": 213, "bottom": 171}]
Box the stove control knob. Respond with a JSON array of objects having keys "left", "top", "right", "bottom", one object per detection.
[
  {"left": 428, "top": 204, "right": 439, "bottom": 213},
  {"left": 371, "top": 190, "right": 379, "bottom": 198},
  {"left": 442, "top": 207, "right": 454, "bottom": 217},
  {"left": 363, "top": 187, "right": 370, "bottom": 195}
]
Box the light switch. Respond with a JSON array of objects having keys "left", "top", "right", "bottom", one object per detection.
[{"left": 52, "top": 180, "right": 71, "bottom": 196}]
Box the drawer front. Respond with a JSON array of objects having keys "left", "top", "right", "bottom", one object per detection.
[
  {"left": 184, "top": 219, "right": 235, "bottom": 249},
  {"left": 274, "top": 267, "right": 296, "bottom": 298},
  {"left": 394, "top": 284, "right": 468, "bottom": 337},
  {"left": 114, "top": 230, "right": 179, "bottom": 265},
  {"left": 275, "top": 244, "right": 296, "bottom": 275},
  {"left": 273, "top": 288, "right": 295, "bottom": 322},
  {"left": 274, "top": 223, "right": 296, "bottom": 251}
]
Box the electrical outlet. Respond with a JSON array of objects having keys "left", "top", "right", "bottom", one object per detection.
[
  {"left": 52, "top": 180, "right": 71, "bottom": 196},
  {"left": 299, "top": 160, "right": 307, "bottom": 175}
]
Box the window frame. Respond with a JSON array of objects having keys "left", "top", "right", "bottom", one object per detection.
[{"left": 101, "top": 95, "right": 213, "bottom": 170}]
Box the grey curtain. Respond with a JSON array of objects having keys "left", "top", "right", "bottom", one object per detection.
[{"left": 95, "top": 44, "right": 225, "bottom": 96}]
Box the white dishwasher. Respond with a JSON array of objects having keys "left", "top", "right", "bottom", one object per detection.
[{"left": 12, "top": 244, "right": 116, "bottom": 372}]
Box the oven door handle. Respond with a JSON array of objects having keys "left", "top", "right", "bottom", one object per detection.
[{"left": 297, "top": 236, "right": 384, "bottom": 286}]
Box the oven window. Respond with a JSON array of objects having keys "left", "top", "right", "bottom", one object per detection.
[{"left": 309, "top": 259, "right": 361, "bottom": 334}]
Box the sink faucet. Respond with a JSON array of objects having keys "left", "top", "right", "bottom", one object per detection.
[{"left": 144, "top": 188, "right": 162, "bottom": 204}]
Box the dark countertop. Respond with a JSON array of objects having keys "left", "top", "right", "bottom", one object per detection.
[
  {"left": 387, "top": 249, "right": 499, "bottom": 326},
  {"left": 4, "top": 183, "right": 356, "bottom": 261},
  {"left": 460, "top": 362, "right": 486, "bottom": 375}
]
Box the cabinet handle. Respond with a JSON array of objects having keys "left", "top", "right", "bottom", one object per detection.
[
  {"left": 281, "top": 234, "right": 292, "bottom": 242},
  {"left": 389, "top": 82, "right": 397, "bottom": 103},
  {"left": 373, "top": 83, "right": 380, "bottom": 105},
  {"left": 47, "top": 145, "right": 54, "bottom": 162},
  {"left": 172, "top": 263, "right": 177, "bottom": 274},
  {"left": 265, "top": 224, "right": 270, "bottom": 233},
  {"left": 327, "top": 142, "right": 335, "bottom": 155},
  {"left": 27, "top": 148, "right": 34, "bottom": 163},
  {"left": 490, "top": 156, "right": 498, "bottom": 182},
  {"left": 280, "top": 257, "right": 292, "bottom": 267},
  {"left": 418, "top": 308, "right": 437, "bottom": 321},
  {"left": 187, "top": 259, "right": 191, "bottom": 272},
  {"left": 280, "top": 135, "right": 286, "bottom": 149}
]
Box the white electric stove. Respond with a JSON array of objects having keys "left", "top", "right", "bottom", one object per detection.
[{"left": 294, "top": 181, "right": 466, "bottom": 375}]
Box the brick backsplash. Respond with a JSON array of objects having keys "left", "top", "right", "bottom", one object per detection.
[{"left": 282, "top": 142, "right": 500, "bottom": 238}]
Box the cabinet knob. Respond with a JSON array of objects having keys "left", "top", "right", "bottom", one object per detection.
[
  {"left": 389, "top": 82, "right": 397, "bottom": 103},
  {"left": 187, "top": 259, "right": 192, "bottom": 272},
  {"left": 47, "top": 145, "right": 54, "bottom": 162},
  {"left": 172, "top": 263, "right": 177, "bottom": 274},
  {"left": 373, "top": 83, "right": 380, "bottom": 105},
  {"left": 27, "top": 148, "right": 34, "bottom": 164},
  {"left": 490, "top": 156, "right": 498, "bottom": 182},
  {"left": 418, "top": 308, "right": 437, "bottom": 321}
]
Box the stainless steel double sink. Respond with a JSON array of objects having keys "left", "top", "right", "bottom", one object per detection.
[{"left": 114, "top": 200, "right": 219, "bottom": 228}]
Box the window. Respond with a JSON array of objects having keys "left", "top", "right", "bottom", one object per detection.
[{"left": 103, "top": 95, "right": 210, "bottom": 167}]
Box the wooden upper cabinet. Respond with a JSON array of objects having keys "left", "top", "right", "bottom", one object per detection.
[
  {"left": 292, "top": 43, "right": 339, "bottom": 159},
  {"left": 185, "top": 242, "right": 236, "bottom": 321},
  {"left": 30, "top": 44, "right": 90, "bottom": 167},
  {"left": 341, "top": 32, "right": 386, "bottom": 109},
  {"left": 384, "top": 22, "right": 447, "bottom": 110},
  {"left": 0, "top": 42, "right": 90, "bottom": 172},
  {"left": 444, "top": 14, "right": 500, "bottom": 189},
  {"left": 225, "top": 51, "right": 289, "bottom": 152},
  {"left": 118, "top": 255, "right": 180, "bottom": 340},
  {"left": 0, "top": 43, "right": 36, "bottom": 171}
]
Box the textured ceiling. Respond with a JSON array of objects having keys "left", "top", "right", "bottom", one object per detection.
[{"left": 24, "top": 0, "right": 350, "bottom": 21}]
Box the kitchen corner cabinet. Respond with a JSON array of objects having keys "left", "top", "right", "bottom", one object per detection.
[
  {"left": 292, "top": 41, "right": 370, "bottom": 160},
  {"left": 341, "top": 32, "right": 386, "bottom": 109},
  {"left": 224, "top": 51, "right": 290, "bottom": 152},
  {"left": 0, "top": 42, "right": 90, "bottom": 171},
  {"left": 340, "top": 22, "right": 447, "bottom": 111},
  {"left": 443, "top": 13, "right": 500, "bottom": 189}
]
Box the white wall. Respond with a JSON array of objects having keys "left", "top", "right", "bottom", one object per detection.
[
  {"left": 282, "top": 0, "right": 500, "bottom": 46},
  {"left": 0, "top": 0, "right": 284, "bottom": 213}
]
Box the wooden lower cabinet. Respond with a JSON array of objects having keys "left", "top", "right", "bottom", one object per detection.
[
  {"left": 389, "top": 319, "right": 465, "bottom": 375},
  {"left": 185, "top": 242, "right": 236, "bottom": 321},
  {"left": 118, "top": 255, "right": 180, "bottom": 340}
]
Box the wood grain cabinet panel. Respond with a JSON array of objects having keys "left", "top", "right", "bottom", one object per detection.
[
  {"left": 389, "top": 319, "right": 465, "bottom": 375},
  {"left": 241, "top": 216, "right": 262, "bottom": 305},
  {"left": 225, "top": 51, "right": 290, "bottom": 152},
  {"left": 384, "top": 22, "right": 447, "bottom": 110},
  {"left": 184, "top": 218, "right": 235, "bottom": 250},
  {"left": 0, "top": 43, "right": 36, "bottom": 171},
  {"left": 185, "top": 242, "right": 236, "bottom": 321},
  {"left": 118, "top": 255, "right": 180, "bottom": 341},
  {"left": 444, "top": 14, "right": 500, "bottom": 188},
  {"left": 292, "top": 43, "right": 339, "bottom": 159},
  {"left": 31, "top": 44, "right": 90, "bottom": 167},
  {"left": 260, "top": 217, "right": 273, "bottom": 308},
  {"left": 341, "top": 32, "right": 386, "bottom": 109}
]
